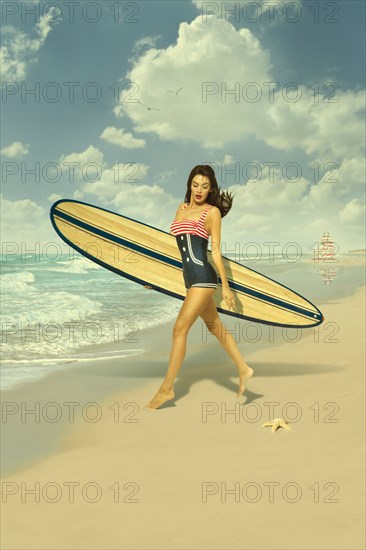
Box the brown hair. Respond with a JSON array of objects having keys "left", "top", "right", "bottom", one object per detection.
[{"left": 184, "top": 165, "right": 234, "bottom": 217}]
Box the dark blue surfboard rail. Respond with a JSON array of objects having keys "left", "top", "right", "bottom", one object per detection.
[{"left": 50, "top": 199, "right": 324, "bottom": 328}]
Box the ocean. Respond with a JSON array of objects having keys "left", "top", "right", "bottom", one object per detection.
[
  {"left": 1, "top": 251, "right": 364, "bottom": 391},
  {"left": 0, "top": 253, "right": 181, "bottom": 390}
]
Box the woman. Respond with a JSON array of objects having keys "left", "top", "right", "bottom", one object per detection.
[{"left": 144, "top": 165, "right": 253, "bottom": 410}]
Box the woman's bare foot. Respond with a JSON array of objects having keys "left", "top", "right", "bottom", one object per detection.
[
  {"left": 144, "top": 387, "right": 175, "bottom": 410},
  {"left": 237, "top": 364, "right": 254, "bottom": 397}
]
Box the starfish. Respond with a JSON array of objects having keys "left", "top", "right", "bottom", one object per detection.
[{"left": 261, "top": 418, "right": 291, "bottom": 433}]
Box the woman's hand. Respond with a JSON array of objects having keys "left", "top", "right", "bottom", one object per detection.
[
  {"left": 143, "top": 285, "right": 153, "bottom": 289},
  {"left": 222, "top": 286, "right": 235, "bottom": 311}
]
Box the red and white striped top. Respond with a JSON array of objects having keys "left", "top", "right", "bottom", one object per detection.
[{"left": 170, "top": 203, "right": 212, "bottom": 240}]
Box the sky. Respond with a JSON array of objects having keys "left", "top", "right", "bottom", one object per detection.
[{"left": 1, "top": 0, "right": 365, "bottom": 255}]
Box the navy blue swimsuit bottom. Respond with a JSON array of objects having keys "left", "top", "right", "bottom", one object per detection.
[{"left": 175, "top": 233, "right": 218, "bottom": 291}]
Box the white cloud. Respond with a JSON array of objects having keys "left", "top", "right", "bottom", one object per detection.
[
  {"left": 209, "top": 154, "right": 236, "bottom": 167},
  {"left": 47, "top": 191, "right": 84, "bottom": 203},
  {"left": 48, "top": 190, "right": 84, "bottom": 201},
  {"left": 55, "top": 145, "right": 171, "bottom": 221},
  {"left": 84, "top": 172, "right": 178, "bottom": 229},
  {"left": 81, "top": 162, "right": 149, "bottom": 203},
  {"left": 222, "top": 154, "right": 236, "bottom": 165},
  {"left": 49, "top": 139, "right": 364, "bottom": 250},
  {"left": 58, "top": 145, "right": 105, "bottom": 182},
  {"left": 2, "top": 153, "right": 364, "bottom": 249},
  {"left": 117, "top": 16, "right": 271, "bottom": 148},
  {"left": 1, "top": 141, "right": 29, "bottom": 158},
  {"left": 73, "top": 190, "right": 84, "bottom": 200},
  {"left": 82, "top": 165, "right": 175, "bottom": 227},
  {"left": 47, "top": 193, "right": 63, "bottom": 203},
  {"left": 339, "top": 198, "right": 366, "bottom": 225},
  {"left": 112, "top": 103, "right": 125, "bottom": 119},
  {"left": 0, "top": 5, "right": 61, "bottom": 86},
  {"left": 0, "top": 193, "right": 55, "bottom": 246},
  {"left": 115, "top": 14, "right": 364, "bottom": 160},
  {"left": 155, "top": 168, "right": 177, "bottom": 185},
  {"left": 100, "top": 126, "right": 146, "bottom": 149},
  {"left": 262, "top": 87, "right": 365, "bottom": 160},
  {"left": 236, "top": 212, "right": 267, "bottom": 228},
  {"left": 304, "top": 156, "right": 366, "bottom": 212},
  {"left": 53, "top": 145, "right": 181, "bottom": 229},
  {"left": 110, "top": 182, "right": 176, "bottom": 222},
  {"left": 208, "top": 154, "right": 365, "bottom": 253},
  {"left": 227, "top": 164, "right": 309, "bottom": 210},
  {"left": 132, "top": 35, "right": 162, "bottom": 52},
  {"left": 57, "top": 145, "right": 151, "bottom": 204}
]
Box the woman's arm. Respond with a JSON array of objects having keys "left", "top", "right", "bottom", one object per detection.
[{"left": 208, "top": 206, "right": 230, "bottom": 289}]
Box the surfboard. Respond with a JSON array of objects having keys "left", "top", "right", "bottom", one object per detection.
[{"left": 49, "top": 199, "right": 324, "bottom": 328}]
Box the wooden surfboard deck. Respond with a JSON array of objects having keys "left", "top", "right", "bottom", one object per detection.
[{"left": 50, "top": 199, "right": 324, "bottom": 328}]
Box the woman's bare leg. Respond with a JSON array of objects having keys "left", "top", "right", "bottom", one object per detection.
[
  {"left": 199, "top": 297, "right": 254, "bottom": 397},
  {"left": 145, "top": 287, "right": 216, "bottom": 410}
]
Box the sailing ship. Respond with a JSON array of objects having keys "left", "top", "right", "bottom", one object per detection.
[{"left": 314, "top": 231, "right": 338, "bottom": 262}]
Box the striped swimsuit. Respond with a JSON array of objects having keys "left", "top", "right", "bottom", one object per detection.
[{"left": 170, "top": 203, "right": 218, "bottom": 291}]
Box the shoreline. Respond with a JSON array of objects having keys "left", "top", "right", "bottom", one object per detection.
[
  {"left": 1, "top": 284, "right": 365, "bottom": 549},
  {"left": 2, "top": 286, "right": 366, "bottom": 550},
  {"left": 2, "top": 257, "right": 365, "bottom": 473},
  {"left": 1, "top": 253, "right": 364, "bottom": 393},
  {"left": 2, "top": 252, "right": 364, "bottom": 394}
]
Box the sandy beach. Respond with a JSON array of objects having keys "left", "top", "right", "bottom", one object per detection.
[{"left": 1, "top": 280, "right": 365, "bottom": 549}]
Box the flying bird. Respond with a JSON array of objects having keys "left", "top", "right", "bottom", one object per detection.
[
  {"left": 136, "top": 99, "right": 160, "bottom": 111},
  {"left": 166, "top": 87, "right": 184, "bottom": 95}
]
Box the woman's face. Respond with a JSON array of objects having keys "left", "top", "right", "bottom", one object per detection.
[{"left": 190, "top": 174, "right": 211, "bottom": 205}]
